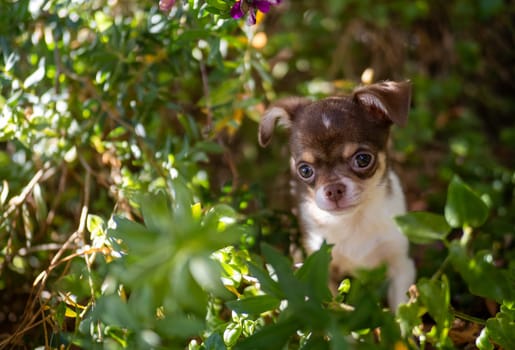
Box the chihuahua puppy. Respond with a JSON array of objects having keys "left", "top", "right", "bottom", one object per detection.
[{"left": 258, "top": 81, "right": 415, "bottom": 309}]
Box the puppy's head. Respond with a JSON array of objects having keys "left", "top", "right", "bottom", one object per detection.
[{"left": 259, "top": 81, "right": 411, "bottom": 213}]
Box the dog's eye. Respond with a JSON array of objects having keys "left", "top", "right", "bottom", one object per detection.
[
  {"left": 298, "top": 164, "right": 314, "bottom": 179},
  {"left": 353, "top": 152, "right": 374, "bottom": 169}
]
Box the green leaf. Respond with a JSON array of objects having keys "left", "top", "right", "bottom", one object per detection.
[
  {"left": 223, "top": 322, "right": 243, "bottom": 347},
  {"left": 0, "top": 180, "right": 8, "bottom": 206},
  {"left": 139, "top": 192, "right": 174, "bottom": 236},
  {"left": 261, "top": 243, "right": 305, "bottom": 304},
  {"left": 417, "top": 277, "right": 453, "bottom": 345},
  {"left": 295, "top": 241, "right": 332, "bottom": 302},
  {"left": 108, "top": 216, "right": 156, "bottom": 253},
  {"left": 203, "top": 332, "right": 227, "bottom": 350},
  {"left": 226, "top": 295, "right": 281, "bottom": 315},
  {"left": 202, "top": 204, "right": 238, "bottom": 230},
  {"left": 397, "top": 301, "right": 424, "bottom": 338},
  {"left": 206, "top": 0, "right": 231, "bottom": 12},
  {"left": 171, "top": 261, "right": 209, "bottom": 316},
  {"left": 156, "top": 315, "right": 205, "bottom": 338},
  {"left": 5, "top": 52, "right": 19, "bottom": 72},
  {"left": 94, "top": 295, "right": 138, "bottom": 329},
  {"left": 23, "top": 58, "right": 46, "bottom": 88},
  {"left": 87, "top": 214, "right": 105, "bottom": 239},
  {"left": 395, "top": 212, "right": 451, "bottom": 244},
  {"left": 417, "top": 277, "right": 452, "bottom": 327},
  {"left": 189, "top": 255, "right": 231, "bottom": 299},
  {"left": 247, "top": 261, "right": 284, "bottom": 299},
  {"left": 300, "top": 335, "right": 330, "bottom": 350},
  {"left": 449, "top": 242, "right": 515, "bottom": 303},
  {"left": 444, "top": 176, "right": 489, "bottom": 228},
  {"left": 484, "top": 302, "right": 515, "bottom": 350},
  {"left": 33, "top": 183, "right": 48, "bottom": 224},
  {"left": 476, "top": 327, "right": 494, "bottom": 350},
  {"left": 233, "top": 317, "right": 300, "bottom": 350}
]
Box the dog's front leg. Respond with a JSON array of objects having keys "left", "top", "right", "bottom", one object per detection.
[{"left": 387, "top": 257, "right": 416, "bottom": 309}]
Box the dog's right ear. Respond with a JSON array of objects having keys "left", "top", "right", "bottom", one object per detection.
[{"left": 258, "top": 97, "right": 311, "bottom": 147}]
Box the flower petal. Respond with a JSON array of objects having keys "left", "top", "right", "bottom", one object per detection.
[
  {"left": 246, "top": 8, "right": 257, "bottom": 25},
  {"left": 254, "top": 0, "right": 272, "bottom": 13},
  {"left": 230, "top": 2, "right": 245, "bottom": 19},
  {"left": 159, "top": 0, "right": 176, "bottom": 12}
]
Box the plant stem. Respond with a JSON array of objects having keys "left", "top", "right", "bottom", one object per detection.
[{"left": 452, "top": 309, "right": 486, "bottom": 325}]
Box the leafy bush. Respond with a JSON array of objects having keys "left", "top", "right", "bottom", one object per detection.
[{"left": 0, "top": 0, "right": 514, "bottom": 349}]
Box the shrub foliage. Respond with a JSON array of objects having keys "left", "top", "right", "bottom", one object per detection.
[{"left": 0, "top": 0, "right": 514, "bottom": 349}]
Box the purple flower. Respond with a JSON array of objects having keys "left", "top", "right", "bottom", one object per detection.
[
  {"left": 159, "top": 0, "right": 176, "bottom": 12},
  {"left": 230, "top": 0, "right": 282, "bottom": 25}
]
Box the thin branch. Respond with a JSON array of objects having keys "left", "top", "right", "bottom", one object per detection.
[
  {"left": 200, "top": 60, "right": 213, "bottom": 135},
  {"left": 0, "top": 164, "right": 52, "bottom": 225},
  {"left": 0, "top": 164, "right": 93, "bottom": 348},
  {"left": 452, "top": 309, "right": 486, "bottom": 326}
]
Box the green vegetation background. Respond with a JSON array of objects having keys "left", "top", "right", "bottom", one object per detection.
[{"left": 0, "top": 0, "right": 514, "bottom": 349}]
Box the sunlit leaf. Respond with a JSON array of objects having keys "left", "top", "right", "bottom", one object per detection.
[
  {"left": 445, "top": 176, "right": 489, "bottom": 228},
  {"left": 5, "top": 52, "right": 19, "bottom": 71},
  {"left": 417, "top": 277, "right": 453, "bottom": 345},
  {"left": 395, "top": 211, "right": 451, "bottom": 244},
  {"left": 223, "top": 322, "right": 243, "bottom": 347},
  {"left": 1, "top": 180, "right": 9, "bottom": 206},
  {"left": 189, "top": 255, "right": 231, "bottom": 299},
  {"left": 247, "top": 261, "right": 283, "bottom": 299},
  {"left": 23, "top": 58, "right": 46, "bottom": 88},
  {"left": 483, "top": 302, "right": 515, "bottom": 350},
  {"left": 87, "top": 214, "right": 105, "bottom": 239}
]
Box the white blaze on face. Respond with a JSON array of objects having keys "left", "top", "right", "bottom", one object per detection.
[{"left": 322, "top": 113, "right": 331, "bottom": 129}]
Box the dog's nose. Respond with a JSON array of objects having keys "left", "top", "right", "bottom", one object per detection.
[{"left": 324, "top": 183, "right": 345, "bottom": 202}]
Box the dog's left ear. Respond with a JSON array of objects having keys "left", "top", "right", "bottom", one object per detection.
[
  {"left": 258, "top": 97, "right": 311, "bottom": 147},
  {"left": 353, "top": 81, "right": 411, "bottom": 127}
]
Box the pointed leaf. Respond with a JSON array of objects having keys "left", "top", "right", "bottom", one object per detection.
[
  {"left": 24, "top": 58, "right": 46, "bottom": 88},
  {"left": 261, "top": 243, "right": 305, "bottom": 303},
  {"left": 108, "top": 216, "right": 156, "bottom": 253},
  {"left": 33, "top": 183, "right": 48, "bottom": 224},
  {"left": 0, "top": 180, "right": 8, "bottom": 206},
  {"left": 445, "top": 176, "right": 489, "bottom": 228},
  {"left": 395, "top": 211, "right": 451, "bottom": 244},
  {"left": 139, "top": 192, "right": 174, "bottom": 236},
  {"left": 189, "top": 255, "right": 231, "bottom": 299},
  {"left": 94, "top": 295, "right": 138, "bottom": 329},
  {"left": 247, "top": 261, "right": 283, "bottom": 299},
  {"left": 295, "top": 241, "right": 332, "bottom": 302},
  {"left": 203, "top": 332, "right": 227, "bottom": 350},
  {"left": 233, "top": 317, "right": 299, "bottom": 350},
  {"left": 226, "top": 295, "right": 281, "bottom": 315}
]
